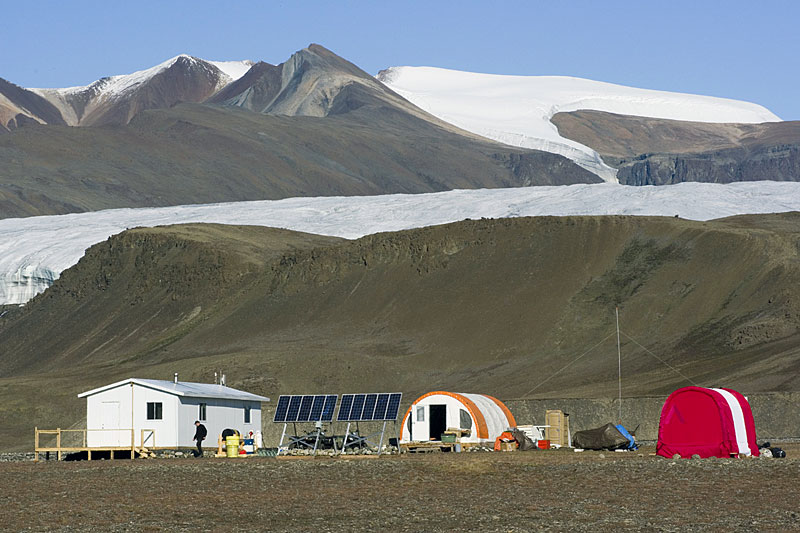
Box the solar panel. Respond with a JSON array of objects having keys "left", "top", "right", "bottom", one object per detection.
[
  {"left": 338, "top": 394, "right": 354, "bottom": 421},
  {"left": 297, "top": 395, "right": 314, "bottom": 422},
  {"left": 373, "top": 394, "right": 389, "bottom": 420},
  {"left": 278, "top": 393, "right": 403, "bottom": 422},
  {"left": 275, "top": 394, "right": 340, "bottom": 422},
  {"left": 385, "top": 393, "right": 402, "bottom": 420},
  {"left": 361, "top": 394, "right": 378, "bottom": 421},
  {"left": 336, "top": 393, "right": 403, "bottom": 421},
  {"left": 321, "top": 394, "right": 337, "bottom": 421},
  {"left": 274, "top": 395, "right": 291, "bottom": 422},
  {"left": 286, "top": 396, "right": 302, "bottom": 421},
  {"left": 309, "top": 395, "right": 326, "bottom": 421},
  {"left": 350, "top": 394, "right": 366, "bottom": 421}
]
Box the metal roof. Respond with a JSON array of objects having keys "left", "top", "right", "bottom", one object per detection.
[{"left": 78, "top": 378, "right": 270, "bottom": 402}]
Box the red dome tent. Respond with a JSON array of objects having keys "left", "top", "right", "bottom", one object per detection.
[{"left": 656, "top": 386, "right": 759, "bottom": 458}]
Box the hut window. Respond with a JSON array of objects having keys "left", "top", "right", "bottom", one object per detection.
[
  {"left": 416, "top": 406, "right": 424, "bottom": 422},
  {"left": 198, "top": 403, "right": 207, "bottom": 421},
  {"left": 244, "top": 406, "right": 251, "bottom": 424},
  {"left": 459, "top": 409, "right": 472, "bottom": 431},
  {"left": 146, "top": 402, "right": 162, "bottom": 420}
]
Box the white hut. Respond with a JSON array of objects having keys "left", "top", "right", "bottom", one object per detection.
[
  {"left": 399, "top": 391, "right": 516, "bottom": 445},
  {"left": 78, "top": 378, "right": 269, "bottom": 449}
]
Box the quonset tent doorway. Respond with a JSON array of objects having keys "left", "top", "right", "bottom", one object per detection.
[{"left": 429, "top": 404, "right": 447, "bottom": 441}]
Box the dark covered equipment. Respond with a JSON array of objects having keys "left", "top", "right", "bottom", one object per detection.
[{"left": 572, "top": 423, "right": 636, "bottom": 450}]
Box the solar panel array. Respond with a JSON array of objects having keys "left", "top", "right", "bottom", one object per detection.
[
  {"left": 273, "top": 394, "right": 338, "bottom": 422},
  {"left": 338, "top": 393, "right": 403, "bottom": 421}
]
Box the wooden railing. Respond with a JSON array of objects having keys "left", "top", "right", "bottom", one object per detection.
[{"left": 34, "top": 427, "right": 157, "bottom": 461}]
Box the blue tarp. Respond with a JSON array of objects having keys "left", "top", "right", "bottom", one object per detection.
[{"left": 615, "top": 424, "right": 637, "bottom": 450}]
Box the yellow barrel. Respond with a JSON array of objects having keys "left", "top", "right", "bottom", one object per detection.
[{"left": 226, "top": 435, "right": 240, "bottom": 457}]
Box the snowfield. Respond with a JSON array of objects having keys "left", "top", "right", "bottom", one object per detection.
[
  {"left": 2, "top": 182, "right": 800, "bottom": 305},
  {"left": 378, "top": 67, "right": 782, "bottom": 182}
]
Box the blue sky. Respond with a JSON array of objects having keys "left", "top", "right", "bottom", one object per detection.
[{"left": 3, "top": 1, "right": 798, "bottom": 119}]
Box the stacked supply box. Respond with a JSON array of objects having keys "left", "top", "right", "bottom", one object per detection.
[{"left": 545, "top": 410, "right": 570, "bottom": 447}]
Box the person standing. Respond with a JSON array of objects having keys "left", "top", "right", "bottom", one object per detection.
[{"left": 193, "top": 420, "right": 207, "bottom": 457}]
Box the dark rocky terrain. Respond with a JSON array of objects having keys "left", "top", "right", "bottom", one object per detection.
[
  {"left": 553, "top": 110, "right": 800, "bottom": 184},
  {"left": 2, "top": 214, "right": 800, "bottom": 450}
]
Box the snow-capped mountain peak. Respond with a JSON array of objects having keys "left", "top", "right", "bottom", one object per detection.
[
  {"left": 50, "top": 55, "right": 251, "bottom": 100},
  {"left": 27, "top": 55, "right": 254, "bottom": 126}
]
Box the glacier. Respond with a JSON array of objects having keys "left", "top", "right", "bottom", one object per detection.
[
  {"left": 2, "top": 181, "right": 800, "bottom": 306},
  {"left": 377, "top": 67, "right": 782, "bottom": 182}
]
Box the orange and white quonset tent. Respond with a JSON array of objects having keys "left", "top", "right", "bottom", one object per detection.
[{"left": 399, "top": 391, "right": 516, "bottom": 445}]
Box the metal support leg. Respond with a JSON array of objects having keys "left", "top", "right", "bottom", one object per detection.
[
  {"left": 312, "top": 427, "right": 322, "bottom": 456},
  {"left": 277, "top": 423, "right": 288, "bottom": 456},
  {"left": 377, "top": 421, "right": 387, "bottom": 457},
  {"left": 340, "top": 422, "right": 351, "bottom": 455}
]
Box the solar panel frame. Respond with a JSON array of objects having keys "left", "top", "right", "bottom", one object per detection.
[
  {"left": 350, "top": 394, "right": 366, "bottom": 421},
  {"left": 338, "top": 394, "right": 354, "bottom": 421},
  {"left": 373, "top": 394, "right": 389, "bottom": 420},
  {"left": 275, "top": 394, "right": 341, "bottom": 423},
  {"left": 385, "top": 393, "right": 402, "bottom": 421},
  {"left": 321, "top": 394, "right": 337, "bottom": 421},
  {"left": 309, "top": 395, "right": 326, "bottom": 421},
  {"left": 286, "top": 395, "right": 303, "bottom": 422},
  {"left": 297, "top": 395, "right": 315, "bottom": 422},
  {"left": 361, "top": 394, "right": 378, "bottom": 421},
  {"left": 273, "top": 395, "right": 291, "bottom": 422},
  {"left": 336, "top": 392, "right": 403, "bottom": 421}
]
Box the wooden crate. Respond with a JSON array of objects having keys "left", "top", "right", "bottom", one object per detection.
[
  {"left": 545, "top": 410, "right": 570, "bottom": 447},
  {"left": 499, "top": 441, "right": 516, "bottom": 452}
]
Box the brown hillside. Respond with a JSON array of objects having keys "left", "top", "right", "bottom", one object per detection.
[
  {"left": 0, "top": 102, "right": 597, "bottom": 219},
  {"left": 552, "top": 110, "right": 800, "bottom": 185},
  {"left": 1, "top": 215, "right": 800, "bottom": 449}
]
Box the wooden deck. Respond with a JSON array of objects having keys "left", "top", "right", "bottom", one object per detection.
[
  {"left": 400, "top": 441, "right": 481, "bottom": 453},
  {"left": 34, "top": 427, "right": 158, "bottom": 461}
]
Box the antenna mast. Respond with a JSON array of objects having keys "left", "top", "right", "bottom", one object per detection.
[{"left": 616, "top": 306, "right": 622, "bottom": 424}]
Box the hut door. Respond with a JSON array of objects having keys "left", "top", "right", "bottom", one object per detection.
[
  {"left": 429, "top": 404, "right": 447, "bottom": 441},
  {"left": 101, "top": 401, "right": 121, "bottom": 446}
]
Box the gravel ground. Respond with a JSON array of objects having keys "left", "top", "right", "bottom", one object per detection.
[{"left": 2, "top": 445, "right": 799, "bottom": 532}]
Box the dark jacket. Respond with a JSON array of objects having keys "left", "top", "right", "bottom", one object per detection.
[{"left": 193, "top": 423, "right": 207, "bottom": 441}]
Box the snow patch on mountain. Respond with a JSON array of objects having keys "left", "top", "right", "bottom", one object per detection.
[
  {"left": 377, "top": 67, "right": 782, "bottom": 182},
  {"left": 33, "top": 55, "right": 189, "bottom": 99},
  {"left": 208, "top": 60, "right": 255, "bottom": 82},
  {"left": 31, "top": 56, "right": 253, "bottom": 105},
  {"left": 3, "top": 181, "right": 800, "bottom": 305}
]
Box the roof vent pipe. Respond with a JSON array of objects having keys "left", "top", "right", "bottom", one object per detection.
[{"left": 174, "top": 372, "right": 178, "bottom": 384}]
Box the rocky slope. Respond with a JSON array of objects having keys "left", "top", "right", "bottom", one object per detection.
[
  {"left": 552, "top": 110, "right": 800, "bottom": 184},
  {"left": 2, "top": 214, "right": 800, "bottom": 447},
  {"left": 0, "top": 78, "right": 67, "bottom": 132},
  {"left": 0, "top": 99, "right": 597, "bottom": 218}
]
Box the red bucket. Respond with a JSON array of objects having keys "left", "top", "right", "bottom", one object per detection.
[{"left": 537, "top": 439, "right": 550, "bottom": 450}]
